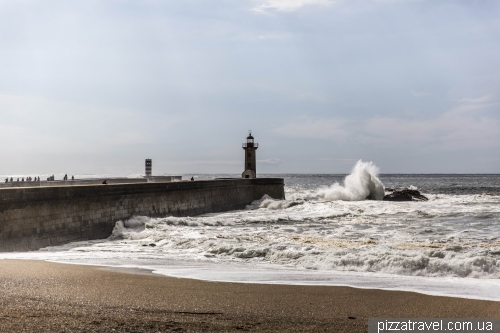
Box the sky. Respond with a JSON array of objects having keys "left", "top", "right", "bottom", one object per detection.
[{"left": 0, "top": 0, "right": 499, "bottom": 175}]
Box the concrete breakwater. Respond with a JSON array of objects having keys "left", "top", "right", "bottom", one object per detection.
[
  {"left": 0, "top": 178, "right": 284, "bottom": 252},
  {"left": 0, "top": 176, "right": 183, "bottom": 188}
]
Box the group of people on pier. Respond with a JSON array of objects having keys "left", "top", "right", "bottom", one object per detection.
[
  {"left": 4, "top": 174, "right": 75, "bottom": 183},
  {"left": 4, "top": 176, "right": 41, "bottom": 183}
]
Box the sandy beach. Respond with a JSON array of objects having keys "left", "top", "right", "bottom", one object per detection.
[{"left": 0, "top": 260, "right": 497, "bottom": 332}]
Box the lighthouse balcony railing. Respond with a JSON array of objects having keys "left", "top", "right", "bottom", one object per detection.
[{"left": 242, "top": 143, "right": 258, "bottom": 148}]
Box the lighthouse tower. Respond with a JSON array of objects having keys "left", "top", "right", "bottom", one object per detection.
[
  {"left": 242, "top": 131, "right": 258, "bottom": 178},
  {"left": 145, "top": 159, "right": 152, "bottom": 177}
]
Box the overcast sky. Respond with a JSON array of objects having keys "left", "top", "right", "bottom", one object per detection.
[{"left": 1, "top": 0, "right": 499, "bottom": 175}]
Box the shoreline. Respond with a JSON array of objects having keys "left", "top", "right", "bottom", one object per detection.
[
  {"left": 0, "top": 260, "right": 498, "bottom": 332},
  {"left": 41, "top": 258, "right": 500, "bottom": 302}
]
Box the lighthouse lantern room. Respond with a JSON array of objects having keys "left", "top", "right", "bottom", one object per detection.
[{"left": 242, "top": 131, "right": 258, "bottom": 178}]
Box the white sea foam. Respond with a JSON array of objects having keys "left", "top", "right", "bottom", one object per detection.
[{"left": 16, "top": 192, "right": 497, "bottom": 280}]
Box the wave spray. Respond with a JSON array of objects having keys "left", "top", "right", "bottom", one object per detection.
[{"left": 317, "top": 160, "right": 385, "bottom": 201}]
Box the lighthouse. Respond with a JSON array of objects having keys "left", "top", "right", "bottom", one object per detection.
[
  {"left": 242, "top": 131, "right": 258, "bottom": 178},
  {"left": 145, "top": 159, "right": 152, "bottom": 177}
]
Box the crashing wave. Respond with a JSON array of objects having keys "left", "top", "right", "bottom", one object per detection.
[{"left": 316, "top": 160, "right": 385, "bottom": 201}]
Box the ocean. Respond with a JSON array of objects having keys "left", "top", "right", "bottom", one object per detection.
[{"left": 2, "top": 161, "right": 499, "bottom": 301}]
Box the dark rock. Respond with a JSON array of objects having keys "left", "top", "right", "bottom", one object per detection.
[
  {"left": 149, "top": 243, "right": 156, "bottom": 247},
  {"left": 383, "top": 189, "right": 428, "bottom": 202}
]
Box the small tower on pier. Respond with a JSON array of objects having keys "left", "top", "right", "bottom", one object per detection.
[
  {"left": 145, "top": 159, "right": 152, "bottom": 177},
  {"left": 242, "top": 131, "right": 258, "bottom": 178}
]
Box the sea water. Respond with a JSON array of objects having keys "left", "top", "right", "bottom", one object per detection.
[{"left": 1, "top": 161, "right": 499, "bottom": 300}]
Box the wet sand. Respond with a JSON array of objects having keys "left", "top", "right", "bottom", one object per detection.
[{"left": 0, "top": 260, "right": 498, "bottom": 332}]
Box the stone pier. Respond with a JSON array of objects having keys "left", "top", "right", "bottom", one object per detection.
[{"left": 0, "top": 178, "right": 284, "bottom": 252}]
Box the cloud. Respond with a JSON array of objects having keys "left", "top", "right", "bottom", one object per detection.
[
  {"left": 273, "top": 117, "right": 352, "bottom": 141},
  {"left": 102, "top": 132, "right": 153, "bottom": 146},
  {"left": 456, "top": 94, "right": 495, "bottom": 104},
  {"left": 257, "top": 33, "right": 293, "bottom": 41},
  {"left": 163, "top": 160, "right": 241, "bottom": 166},
  {"left": 318, "top": 158, "right": 357, "bottom": 162},
  {"left": 258, "top": 158, "right": 282, "bottom": 164},
  {"left": 292, "top": 92, "right": 332, "bottom": 103},
  {"left": 250, "top": 0, "right": 418, "bottom": 14},
  {"left": 411, "top": 90, "right": 432, "bottom": 97},
  {"left": 162, "top": 156, "right": 281, "bottom": 167},
  {"left": 273, "top": 97, "right": 500, "bottom": 151},
  {"left": 252, "top": 0, "right": 332, "bottom": 12},
  {"left": 231, "top": 32, "right": 293, "bottom": 43},
  {"left": 0, "top": 94, "right": 174, "bottom": 152}
]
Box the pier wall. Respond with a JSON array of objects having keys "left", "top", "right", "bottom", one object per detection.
[
  {"left": 0, "top": 178, "right": 284, "bottom": 252},
  {"left": 0, "top": 176, "right": 183, "bottom": 188}
]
